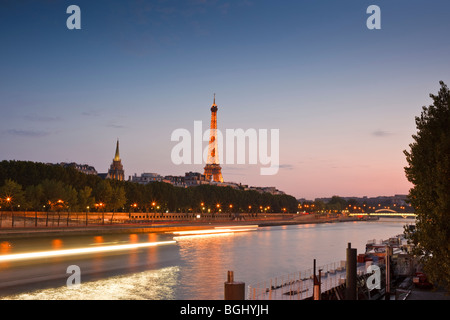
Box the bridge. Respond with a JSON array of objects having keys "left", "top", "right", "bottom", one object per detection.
[{"left": 348, "top": 209, "right": 416, "bottom": 219}]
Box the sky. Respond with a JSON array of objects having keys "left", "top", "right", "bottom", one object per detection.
[{"left": 1, "top": 0, "right": 449, "bottom": 200}]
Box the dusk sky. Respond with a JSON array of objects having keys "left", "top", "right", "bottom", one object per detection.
[{"left": 1, "top": 0, "right": 449, "bottom": 200}]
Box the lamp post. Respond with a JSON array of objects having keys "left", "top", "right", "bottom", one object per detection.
[
  {"left": 216, "top": 203, "right": 220, "bottom": 214},
  {"left": 96, "top": 202, "right": 105, "bottom": 224},
  {"left": 6, "top": 197, "right": 13, "bottom": 227}
]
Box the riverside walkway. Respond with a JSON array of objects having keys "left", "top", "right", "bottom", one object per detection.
[{"left": 0, "top": 213, "right": 359, "bottom": 239}]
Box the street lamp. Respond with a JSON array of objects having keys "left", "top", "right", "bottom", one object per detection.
[
  {"left": 85, "top": 206, "right": 90, "bottom": 226},
  {"left": 95, "top": 202, "right": 105, "bottom": 224},
  {"left": 4, "top": 196, "right": 14, "bottom": 227}
]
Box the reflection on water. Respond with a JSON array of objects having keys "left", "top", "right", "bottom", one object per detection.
[
  {"left": 2, "top": 266, "right": 180, "bottom": 300},
  {"left": 51, "top": 239, "right": 63, "bottom": 250},
  {"left": 176, "top": 232, "right": 240, "bottom": 300},
  {"left": 0, "top": 220, "right": 410, "bottom": 300},
  {"left": 93, "top": 236, "right": 103, "bottom": 244},
  {"left": 0, "top": 242, "right": 11, "bottom": 255}
]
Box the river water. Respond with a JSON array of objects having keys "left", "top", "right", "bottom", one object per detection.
[{"left": 0, "top": 219, "right": 411, "bottom": 300}]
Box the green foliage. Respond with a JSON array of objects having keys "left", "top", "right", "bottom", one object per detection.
[
  {"left": 110, "top": 186, "right": 126, "bottom": 212},
  {"left": 24, "top": 184, "right": 43, "bottom": 210},
  {"left": 0, "top": 179, "right": 25, "bottom": 208},
  {"left": 404, "top": 81, "right": 450, "bottom": 291},
  {"left": 77, "top": 186, "right": 95, "bottom": 211},
  {"left": 0, "top": 160, "right": 298, "bottom": 213},
  {"left": 328, "top": 195, "right": 348, "bottom": 211}
]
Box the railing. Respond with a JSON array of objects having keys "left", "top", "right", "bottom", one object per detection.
[
  {"left": 0, "top": 211, "right": 294, "bottom": 229},
  {"left": 247, "top": 261, "right": 368, "bottom": 300}
]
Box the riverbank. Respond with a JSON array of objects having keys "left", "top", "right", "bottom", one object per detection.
[{"left": 0, "top": 214, "right": 365, "bottom": 239}]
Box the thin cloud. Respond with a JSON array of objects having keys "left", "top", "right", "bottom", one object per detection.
[
  {"left": 106, "top": 123, "right": 126, "bottom": 129},
  {"left": 81, "top": 110, "right": 102, "bottom": 117},
  {"left": 23, "top": 114, "right": 61, "bottom": 122},
  {"left": 372, "top": 130, "right": 393, "bottom": 137},
  {"left": 331, "top": 164, "right": 370, "bottom": 169},
  {"left": 279, "top": 164, "right": 294, "bottom": 170},
  {"left": 5, "top": 129, "right": 51, "bottom": 137}
]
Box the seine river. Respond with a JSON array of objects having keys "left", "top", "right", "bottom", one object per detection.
[{"left": 0, "top": 219, "right": 411, "bottom": 300}]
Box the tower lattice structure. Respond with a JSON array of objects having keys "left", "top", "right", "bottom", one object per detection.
[{"left": 204, "top": 94, "right": 224, "bottom": 182}]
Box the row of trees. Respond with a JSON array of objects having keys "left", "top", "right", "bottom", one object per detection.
[
  {"left": 299, "top": 196, "right": 414, "bottom": 213},
  {"left": 0, "top": 160, "right": 298, "bottom": 214},
  {"left": 0, "top": 178, "right": 125, "bottom": 214}
]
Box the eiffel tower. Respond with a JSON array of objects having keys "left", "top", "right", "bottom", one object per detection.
[{"left": 204, "top": 94, "right": 224, "bottom": 182}]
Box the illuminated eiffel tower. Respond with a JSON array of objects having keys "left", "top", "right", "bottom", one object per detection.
[{"left": 204, "top": 94, "right": 224, "bottom": 182}]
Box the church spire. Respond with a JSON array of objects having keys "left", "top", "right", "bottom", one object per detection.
[
  {"left": 108, "top": 139, "right": 124, "bottom": 181},
  {"left": 114, "top": 139, "right": 120, "bottom": 161}
]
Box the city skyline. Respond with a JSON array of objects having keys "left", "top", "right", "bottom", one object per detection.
[{"left": 1, "top": 1, "right": 450, "bottom": 199}]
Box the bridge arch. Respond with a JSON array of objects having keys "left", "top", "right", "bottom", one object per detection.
[{"left": 374, "top": 208, "right": 397, "bottom": 213}]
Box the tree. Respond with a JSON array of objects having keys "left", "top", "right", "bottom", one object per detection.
[
  {"left": 0, "top": 179, "right": 25, "bottom": 227},
  {"left": 25, "top": 184, "right": 44, "bottom": 227},
  {"left": 78, "top": 186, "right": 95, "bottom": 211},
  {"left": 404, "top": 81, "right": 450, "bottom": 291},
  {"left": 63, "top": 184, "right": 78, "bottom": 226},
  {"left": 78, "top": 186, "right": 95, "bottom": 225},
  {"left": 0, "top": 179, "right": 25, "bottom": 206},
  {"left": 94, "top": 180, "right": 112, "bottom": 224},
  {"left": 24, "top": 184, "right": 44, "bottom": 211},
  {"left": 313, "top": 199, "right": 326, "bottom": 212},
  {"left": 110, "top": 186, "right": 126, "bottom": 223},
  {"left": 328, "top": 195, "right": 347, "bottom": 212},
  {"left": 41, "top": 179, "right": 67, "bottom": 226}
]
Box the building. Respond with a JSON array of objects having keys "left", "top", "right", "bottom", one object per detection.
[
  {"left": 314, "top": 195, "right": 410, "bottom": 208},
  {"left": 241, "top": 185, "right": 285, "bottom": 195},
  {"left": 163, "top": 175, "right": 186, "bottom": 187},
  {"left": 184, "top": 171, "right": 208, "bottom": 187},
  {"left": 106, "top": 139, "right": 125, "bottom": 181},
  {"left": 58, "top": 162, "right": 97, "bottom": 175},
  {"left": 130, "top": 172, "right": 164, "bottom": 184},
  {"left": 204, "top": 94, "right": 224, "bottom": 182}
]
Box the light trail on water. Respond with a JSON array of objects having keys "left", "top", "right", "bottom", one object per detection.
[{"left": 0, "top": 240, "right": 176, "bottom": 262}]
